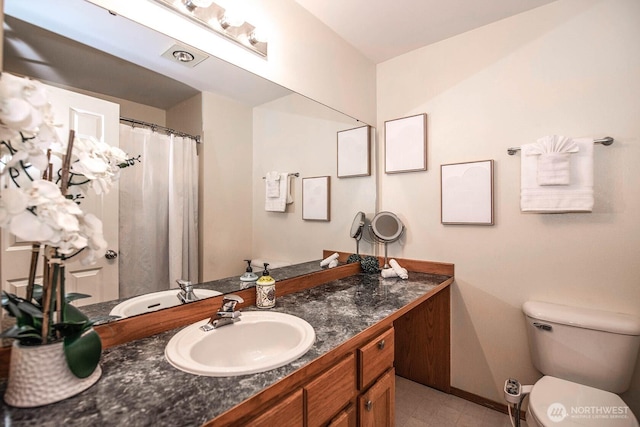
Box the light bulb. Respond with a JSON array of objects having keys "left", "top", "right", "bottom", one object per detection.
[
  {"left": 248, "top": 28, "right": 268, "bottom": 45},
  {"left": 219, "top": 8, "right": 244, "bottom": 29},
  {"left": 190, "top": 0, "right": 214, "bottom": 7}
]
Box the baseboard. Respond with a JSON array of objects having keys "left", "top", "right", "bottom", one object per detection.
[{"left": 450, "top": 387, "right": 526, "bottom": 421}]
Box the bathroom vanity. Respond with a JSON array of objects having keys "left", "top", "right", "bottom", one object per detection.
[{"left": 0, "top": 253, "right": 453, "bottom": 426}]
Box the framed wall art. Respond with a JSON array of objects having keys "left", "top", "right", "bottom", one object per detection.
[
  {"left": 441, "top": 160, "right": 494, "bottom": 225},
  {"left": 337, "top": 125, "right": 371, "bottom": 178},
  {"left": 384, "top": 113, "right": 427, "bottom": 173},
  {"left": 302, "top": 176, "right": 331, "bottom": 221}
]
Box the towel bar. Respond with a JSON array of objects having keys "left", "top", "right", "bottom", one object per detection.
[
  {"left": 507, "top": 137, "right": 613, "bottom": 155},
  {"left": 261, "top": 172, "right": 300, "bottom": 179}
]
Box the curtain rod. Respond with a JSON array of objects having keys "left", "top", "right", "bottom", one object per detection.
[{"left": 120, "top": 117, "right": 202, "bottom": 144}]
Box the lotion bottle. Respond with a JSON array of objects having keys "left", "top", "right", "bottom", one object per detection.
[{"left": 255, "top": 263, "right": 275, "bottom": 309}]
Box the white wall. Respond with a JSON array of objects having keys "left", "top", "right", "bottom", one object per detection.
[
  {"left": 252, "top": 94, "right": 376, "bottom": 263},
  {"left": 377, "top": 0, "right": 640, "bottom": 414},
  {"left": 87, "top": 0, "right": 376, "bottom": 125},
  {"left": 200, "top": 92, "right": 254, "bottom": 280}
]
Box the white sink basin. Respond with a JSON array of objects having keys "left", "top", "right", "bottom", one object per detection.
[
  {"left": 109, "top": 288, "right": 221, "bottom": 318},
  {"left": 165, "top": 311, "right": 315, "bottom": 376}
]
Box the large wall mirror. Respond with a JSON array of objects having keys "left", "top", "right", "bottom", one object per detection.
[{"left": 1, "top": 0, "right": 377, "bottom": 337}]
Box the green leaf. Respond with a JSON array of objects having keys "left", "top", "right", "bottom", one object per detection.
[
  {"left": 63, "top": 302, "right": 90, "bottom": 324},
  {"left": 64, "top": 328, "right": 102, "bottom": 379},
  {"left": 53, "top": 320, "right": 88, "bottom": 337},
  {"left": 0, "top": 325, "right": 42, "bottom": 345},
  {"left": 64, "top": 293, "right": 91, "bottom": 303}
]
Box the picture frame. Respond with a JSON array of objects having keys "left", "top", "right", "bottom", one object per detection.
[
  {"left": 302, "top": 176, "right": 331, "bottom": 221},
  {"left": 337, "top": 125, "right": 371, "bottom": 178},
  {"left": 441, "top": 160, "right": 494, "bottom": 225},
  {"left": 384, "top": 113, "right": 427, "bottom": 173}
]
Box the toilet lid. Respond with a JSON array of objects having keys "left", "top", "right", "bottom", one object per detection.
[{"left": 529, "top": 376, "right": 639, "bottom": 427}]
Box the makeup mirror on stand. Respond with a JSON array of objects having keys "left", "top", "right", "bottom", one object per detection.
[
  {"left": 350, "top": 212, "right": 366, "bottom": 255},
  {"left": 369, "top": 211, "right": 405, "bottom": 268}
]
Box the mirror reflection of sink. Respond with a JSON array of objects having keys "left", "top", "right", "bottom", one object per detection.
[
  {"left": 109, "top": 289, "right": 222, "bottom": 318},
  {"left": 165, "top": 311, "right": 315, "bottom": 377}
]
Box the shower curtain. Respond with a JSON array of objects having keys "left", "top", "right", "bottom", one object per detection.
[{"left": 118, "top": 124, "right": 199, "bottom": 298}]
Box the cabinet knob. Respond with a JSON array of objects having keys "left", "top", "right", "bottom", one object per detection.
[
  {"left": 365, "top": 400, "right": 373, "bottom": 412},
  {"left": 377, "top": 339, "right": 385, "bottom": 350},
  {"left": 105, "top": 250, "right": 118, "bottom": 260}
]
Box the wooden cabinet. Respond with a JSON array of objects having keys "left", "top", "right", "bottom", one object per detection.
[
  {"left": 210, "top": 288, "right": 454, "bottom": 427},
  {"left": 305, "top": 328, "right": 395, "bottom": 427},
  {"left": 358, "top": 327, "right": 394, "bottom": 390},
  {"left": 328, "top": 404, "right": 357, "bottom": 427},
  {"left": 305, "top": 354, "right": 356, "bottom": 427},
  {"left": 358, "top": 368, "right": 395, "bottom": 427},
  {"left": 247, "top": 388, "right": 304, "bottom": 426}
]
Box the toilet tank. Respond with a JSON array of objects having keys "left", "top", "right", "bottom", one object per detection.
[{"left": 523, "top": 301, "right": 640, "bottom": 393}]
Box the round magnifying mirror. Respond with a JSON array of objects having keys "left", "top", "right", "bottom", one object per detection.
[
  {"left": 370, "top": 211, "right": 404, "bottom": 242},
  {"left": 350, "top": 212, "right": 365, "bottom": 240},
  {"left": 350, "top": 211, "right": 366, "bottom": 255}
]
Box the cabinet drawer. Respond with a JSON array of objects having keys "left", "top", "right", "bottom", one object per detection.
[
  {"left": 305, "top": 354, "right": 356, "bottom": 427},
  {"left": 328, "top": 403, "right": 356, "bottom": 427},
  {"left": 248, "top": 388, "right": 303, "bottom": 427},
  {"left": 358, "top": 327, "right": 394, "bottom": 390}
]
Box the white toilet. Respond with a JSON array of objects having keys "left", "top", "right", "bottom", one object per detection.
[{"left": 523, "top": 301, "right": 640, "bottom": 427}]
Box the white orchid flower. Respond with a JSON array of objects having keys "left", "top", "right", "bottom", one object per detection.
[{"left": 1, "top": 73, "right": 130, "bottom": 266}]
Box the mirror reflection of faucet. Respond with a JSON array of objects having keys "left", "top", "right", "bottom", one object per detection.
[{"left": 176, "top": 279, "right": 199, "bottom": 303}]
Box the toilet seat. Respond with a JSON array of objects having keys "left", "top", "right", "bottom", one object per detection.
[{"left": 528, "top": 376, "right": 639, "bottom": 427}]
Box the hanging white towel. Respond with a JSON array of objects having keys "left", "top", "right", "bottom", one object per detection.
[
  {"left": 265, "top": 171, "right": 280, "bottom": 197},
  {"left": 521, "top": 137, "right": 594, "bottom": 213},
  {"left": 527, "top": 135, "right": 579, "bottom": 186},
  {"left": 265, "top": 172, "right": 292, "bottom": 212}
]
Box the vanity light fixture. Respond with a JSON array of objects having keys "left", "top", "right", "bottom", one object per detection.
[{"left": 153, "top": 0, "right": 268, "bottom": 57}]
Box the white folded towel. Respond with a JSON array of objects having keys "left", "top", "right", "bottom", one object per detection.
[
  {"left": 320, "top": 252, "right": 339, "bottom": 267},
  {"left": 527, "top": 135, "right": 579, "bottom": 186},
  {"left": 265, "top": 172, "right": 293, "bottom": 212},
  {"left": 521, "top": 137, "right": 594, "bottom": 213},
  {"left": 389, "top": 259, "right": 409, "bottom": 279},
  {"left": 265, "top": 171, "right": 280, "bottom": 197},
  {"left": 381, "top": 268, "right": 400, "bottom": 278}
]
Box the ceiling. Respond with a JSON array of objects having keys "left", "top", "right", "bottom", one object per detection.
[
  {"left": 294, "top": 0, "right": 557, "bottom": 63},
  {"left": 3, "top": 0, "right": 291, "bottom": 109},
  {"left": 3, "top": 0, "right": 558, "bottom": 110}
]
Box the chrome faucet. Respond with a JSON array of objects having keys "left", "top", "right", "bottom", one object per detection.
[
  {"left": 200, "top": 294, "right": 244, "bottom": 331},
  {"left": 176, "top": 279, "right": 199, "bottom": 304}
]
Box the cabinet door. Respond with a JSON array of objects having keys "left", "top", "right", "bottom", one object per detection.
[
  {"left": 359, "top": 368, "right": 395, "bottom": 427},
  {"left": 358, "top": 327, "right": 394, "bottom": 390},
  {"left": 305, "top": 354, "right": 356, "bottom": 427},
  {"left": 249, "top": 388, "right": 303, "bottom": 427}
]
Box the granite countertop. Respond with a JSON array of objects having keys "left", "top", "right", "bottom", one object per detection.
[{"left": 0, "top": 271, "right": 450, "bottom": 427}]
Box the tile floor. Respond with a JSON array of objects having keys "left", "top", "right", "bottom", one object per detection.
[{"left": 395, "top": 376, "right": 529, "bottom": 427}]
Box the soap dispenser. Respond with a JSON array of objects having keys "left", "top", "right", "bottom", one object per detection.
[
  {"left": 255, "top": 263, "right": 276, "bottom": 309},
  {"left": 240, "top": 260, "right": 259, "bottom": 283}
]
